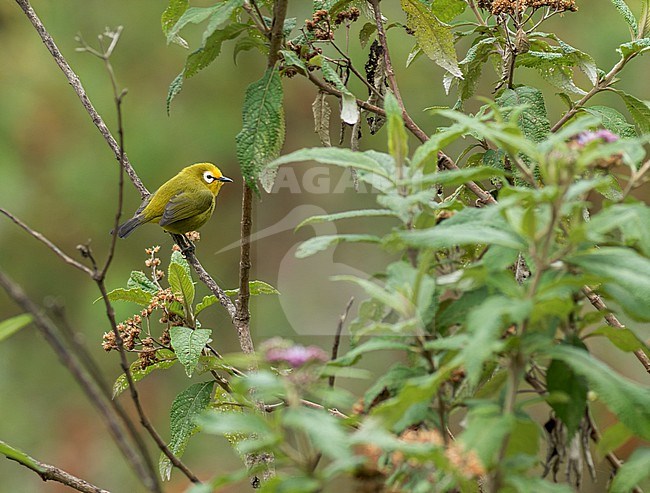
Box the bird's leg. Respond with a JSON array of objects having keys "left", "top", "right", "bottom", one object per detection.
[{"left": 170, "top": 233, "right": 195, "bottom": 257}]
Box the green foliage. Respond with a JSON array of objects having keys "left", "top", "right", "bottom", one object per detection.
[
  {"left": 236, "top": 67, "right": 285, "bottom": 191},
  {"left": 101, "top": 2, "right": 650, "bottom": 491},
  {"left": 160, "top": 381, "right": 215, "bottom": 481},
  {"left": 400, "top": 0, "right": 461, "bottom": 77},
  {"left": 0, "top": 314, "right": 31, "bottom": 343},
  {"left": 113, "top": 350, "right": 178, "bottom": 398}
]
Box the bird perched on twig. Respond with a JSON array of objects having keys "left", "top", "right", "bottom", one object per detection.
[{"left": 117, "top": 163, "right": 232, "bottom": 244}]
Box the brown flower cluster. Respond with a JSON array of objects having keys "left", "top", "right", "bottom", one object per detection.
[
  {"left": 479, "top": 0, "right": 577, "bottom": 15},
  {"left": 334, "top": 7, "right": 360, "bottom": 25},
  {"left": 102, "top": 314, "right": 142, "bottom": 352},
  {"left": 185, "top": 231, "right": 201, "bottom": 242},
  {"left": 305, "top": 9, "right": 334, "bottom": 40},
  {"left": 138, "top": 337, "right": 157, "bottom": 369},
  {"left": 444, "top": 443, "right": 486, "bottom": 479}
]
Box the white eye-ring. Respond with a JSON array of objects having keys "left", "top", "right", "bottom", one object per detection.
[{"left": 203, "top": 171, "right": 216, "bottom": 184}]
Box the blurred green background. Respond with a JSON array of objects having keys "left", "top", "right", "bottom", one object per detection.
[{"left": 0, "top": 1, "right": 648, "bottom": 491}]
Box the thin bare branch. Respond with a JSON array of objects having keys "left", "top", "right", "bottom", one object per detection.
[
  {"left": 14, "top": 0, "right": 148, "bottom": 198},
  {"left": 1, "top": 439, "right": 111, "bottom": 493},
  {"left": 0, "top": 207, "right": 94, "bottom": 276},
  {"left": 329, "top": 297, "right": 354, "bottom": 387},
  {"left": 0, "top": 271, "right": 159, "bottom": 492}
]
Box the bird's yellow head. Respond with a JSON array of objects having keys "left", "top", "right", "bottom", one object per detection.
[{"left": 184, "top": 163, "right": 233, "bottom": 195}]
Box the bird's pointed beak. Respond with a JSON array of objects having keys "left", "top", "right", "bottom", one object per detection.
[{"left": 218, "top": 176, "right": 233, "bottom": 183}]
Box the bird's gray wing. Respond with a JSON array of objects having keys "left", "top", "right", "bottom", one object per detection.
[{"left": 159, "top": 190, "right": 213, "bottom": 227}]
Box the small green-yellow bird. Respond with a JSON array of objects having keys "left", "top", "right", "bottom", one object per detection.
[{"left": 117, "top": 163, "right": 233, "bottom": 238}]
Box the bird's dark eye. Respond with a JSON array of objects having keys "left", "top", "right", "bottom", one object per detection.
[{"left": 203, "top": 171, "right": 216, "bottom": 183}]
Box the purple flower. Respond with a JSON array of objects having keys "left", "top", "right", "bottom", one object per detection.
[
  {"left": 263, "top": 337, "right": 328, "bottom": 368},
  {"left": 575, "top": 129, "right": 620, "bottom": 146}
]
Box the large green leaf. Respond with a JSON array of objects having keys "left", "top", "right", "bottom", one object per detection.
[
  {"left": 127, "top": 271, "right": 159, "bottom": 294},
  {"left": 457, "top": 36, "right": 497, "bottom": 102},
  {"left": 169, "top": 263, "right": 195, "bottom": 308},
  {"left": 549, "top": 345, "right": 650, "bottom": 440},
  {"left": 497, "top": 86, "right": 550, "bottom": 143},
  {"left": 296, "top": 209, "right": 398, "bottom": 230},
  {"left": 268, "top": 147, "right": 393, "bottom": 180},
  {"left": 236, "top": 67, "right": 285, "bottom": 190},
  {"left": 113, "top": 350, "right": 178, "bottom": 398},
  {"left": 170, "top": 326, "right": 212, "bottom": 377},
  {"left": 159, "top": 381, "right": 215, "bottom": 480},
  {"left": 0, "top": 314, "right": 32, "bottom": 343},
  {"left": 103, "top": 288, "right": 153, "bottom": 306},
  {"left": 400, "top": 0, "right": 461, "bottom": 77},
  {"left": 581, "top": 106, "right": 637, "bottom": 138},
  {"left": 567, "top": 247, "right": 650, "bottom": 321},
  {"left": 400, "top": 208, "right": 525, "bottom": 250}
]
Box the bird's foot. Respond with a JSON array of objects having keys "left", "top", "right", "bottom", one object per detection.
[{"left": 170, "top": 233, "right": 195, "bottom": 257}]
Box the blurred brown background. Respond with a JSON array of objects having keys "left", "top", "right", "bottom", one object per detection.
[{"left": 0, "top": 1, "right": 648, "bottom": 491}]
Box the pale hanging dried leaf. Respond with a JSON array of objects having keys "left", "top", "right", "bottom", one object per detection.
[{"left": 312, "top": 91, "right": 332, "bottom": 147}]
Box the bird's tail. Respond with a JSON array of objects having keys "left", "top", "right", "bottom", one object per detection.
[{"left": 116, "top": 215, "right": 145, "bottom": 238}]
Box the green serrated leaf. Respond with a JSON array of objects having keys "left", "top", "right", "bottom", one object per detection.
[
  {"left": 280, "top": 49, "right": 308, "bottom": 74},
  {"left": 159, "top": 381, "right": 214, "bottom": 480},
  {"left": 170, "top": 326, "right": 211, "bottom": 377},
  {"left": 167, "top": 72, "right": 184, "bottom": 115},
  {"left": 0, "top": 314, "right": 32, "bottom": 343},
  {"left": 236, "top": 67, "right": 285, "bottom": 191},
  {"left": 617, "top": 37, "right": 650, "bottom": 58},
  {"left": 169, "top": 263, "right": 195, "bottom": 309},
  {"left": 166, "top": 5, "right": 219, "bottom": 44},
  {"left": 431, "top": 0, "right": 467, "bottom": 23},
  {"left": 296, "top": 234, "right": 381, "bottom": 259},
  {"left": 359, "top": 22, "right": 377, "bottom": 48},
  {"left": 581, "top": 106, "right": 637, "bottom": 138},
  {"left": 614, "top": 89, "right": 650, "bottom": 134},
  {"left": 170, "top": 250, "right": 191, "bottom": 277},
  {"left": 113, "top": 350, "right": 177, "bottom": 398},
  {"left": 233, "top": 35, "right": 268, "bottom": 64},
  {"left": 497, "top": 86, "right": 551, "bottom": 143},
  {"left": 162, "top": 0, "right": 190, "bottom": 47},
  {"left": 296, "top": 209, "right": 397, "bottom": 230},
  {"left": 200, "top": 0, "right": 244, "bottom": 44},
  {"left": 457, "top": 37, "right": 496, "bottom": 101},
  {"left": 102, "top": 288, "right": 153, "bottom": 306},
  {"left": 268, "top": 147, "right": 393, "bottom": 180},
  {"left": 401, "top": 0, "right": 461, "bottom": 77},
  {"left": 195, "top": 295, "right": 218, "bottom": 315},
  {"left": 609, "top": 0, "right": 638, "bottom": 36},
  {"left": 186, "top": 23, "right": 249, "bottom": 79},
  {"left": 127, "top": 271, "right": 159, "bottom": 294}
]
